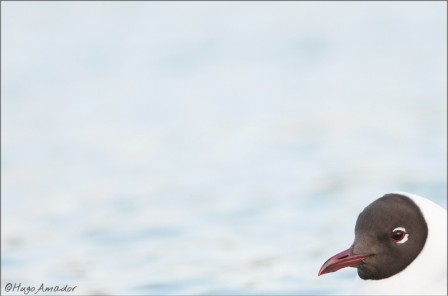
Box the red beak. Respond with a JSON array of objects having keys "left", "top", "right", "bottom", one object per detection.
[{"left": 318, "top": 247, "right": 371, "bottom": 276}]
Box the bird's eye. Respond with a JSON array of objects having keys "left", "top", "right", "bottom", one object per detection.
[
  {"left": 392, "top": 230, "right": 404, "bottom": 240},
  {"left": 391, "top": 227, "right": 408, "bottom": 244}
]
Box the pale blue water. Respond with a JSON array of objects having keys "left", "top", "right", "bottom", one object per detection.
[{"left": 1, "top": 2, "right": 447, "bottom": 295}]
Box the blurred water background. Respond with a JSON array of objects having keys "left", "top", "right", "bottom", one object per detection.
[{"left": 1, "top": 2, "right": 446, "bottom": 295}]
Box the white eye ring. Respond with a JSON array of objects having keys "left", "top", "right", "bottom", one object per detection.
[{"left": 392, "top": 227, "right": 409, "bottom": 244}]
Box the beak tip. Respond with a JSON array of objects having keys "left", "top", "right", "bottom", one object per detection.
[{"left": 318, "top": 247, "right": 369, "bottom": 277}]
